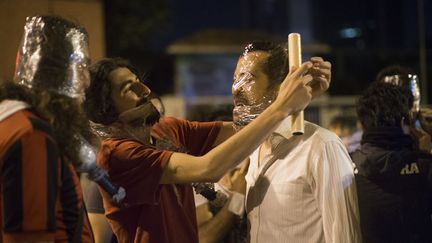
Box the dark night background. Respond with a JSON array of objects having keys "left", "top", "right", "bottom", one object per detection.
[{"left": 103, "top": 0, "right": 432, "bottom": 102}]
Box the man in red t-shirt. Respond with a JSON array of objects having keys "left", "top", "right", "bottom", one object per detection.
[
  {"left": 84, "top": 57, "right": 331, "bottom": 243},
  {"left": 0, "top": 16, "right": 94, "bottom": 243}
]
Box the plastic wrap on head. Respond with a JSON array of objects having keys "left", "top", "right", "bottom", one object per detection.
[
  {"left": 14, "top": 16, "right": 90, "bottom": 100},
  {"left": 232, "top": 72, "right": 253, "bottom": 95},
  {"left": 408, "top": 74, "right": 420, "bottom": 113},
  {"left": 232, "top": 42, "right": 285, "bottom": 131},
  {"left": 232, "top": 102, "right": 271, "bottom": 131},
  {"left": 90, "top": 121, "right": 113, "bottom": 140},
  {"left": 383, "top": 75, "right": 403, "bottom": 86},
  {"left": 232, "top": 72, "right": 275, "bottom": 131},
  {"left": 382, "top": 74, "right": 421, "bottom": 113}
]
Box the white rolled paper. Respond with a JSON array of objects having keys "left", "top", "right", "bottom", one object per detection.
[{"left": 288, "top": 33, "right": 304, "bottom": 135}]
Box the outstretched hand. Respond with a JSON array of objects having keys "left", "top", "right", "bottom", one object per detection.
[
  {"left": 420, "top": 108, "right": 432, "bottom": 136},
  {"left": 220, "top": 159, "right": 250, "bottom": 194},
  {"left": 410, "top": 126, "right": 432, "bottom": 153}
]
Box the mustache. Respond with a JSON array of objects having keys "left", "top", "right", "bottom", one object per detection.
[
  {"left": 129, "top": 103, "right": 161, "bottom": 127},
  {"left": 145, "top": 106, "right": 161, "bottom": 126},
  {"left": 233, "top": 96, "right": 251, "bottom": 106}
]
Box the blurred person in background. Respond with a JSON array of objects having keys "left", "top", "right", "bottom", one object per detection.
[
  {"left": 353, "top": 81, "right": 432, "bottom": 243},
  {"left": 328, "top": 115, "right": 358, "bottom": 148},
  {"left": 0, "top": 15, "right": 94, "bottom": 242},
  {"left": 348, "top": 65, "right": 424, "bottom": 155}
]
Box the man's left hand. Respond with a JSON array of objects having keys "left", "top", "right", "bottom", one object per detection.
[
  {"left": 420, "top": 108, "right": 432, "bottom": 136},
  {"left": 308, "top": 57, "right": 331, "bottom": 99}
]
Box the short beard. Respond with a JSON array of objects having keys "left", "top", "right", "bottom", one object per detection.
[
  {"left": 129, "top": 103, "right": 161, "bottom": 127},
  {"left": 145, "top": 104, "right": 161, "bottom": 126}
]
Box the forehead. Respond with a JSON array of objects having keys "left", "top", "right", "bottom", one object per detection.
[
  {"left": 109, "top": 67, "right": 136, "bottom": 86},
  {"left": 235, "top": 51, "right": 270, "bottom": 74}
]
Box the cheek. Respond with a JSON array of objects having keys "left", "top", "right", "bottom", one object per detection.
[
  {"left": 247, "top": 87, "right": 266, "bottom": 104},
  {"left": 122, "top": 94, "right": 139, "bottom": 107},
  {"left": 111, "top": 94, "right": 133, "bottom": 113}
]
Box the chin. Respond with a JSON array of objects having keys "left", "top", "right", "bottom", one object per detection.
[{"left": 145, "top": 107, "right": 161, "bottom": 126}]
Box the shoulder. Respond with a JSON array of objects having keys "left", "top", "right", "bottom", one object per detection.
[
  {"left": 304, "top": 121, "right": 352, "bottom": 164},
  {"left": 304, "top": 121, "right": 343, "bottom": 145},
  {"left": 100, "top": 137, "right": 152, "bottom": 158},
  {"left": 157, "top": 116, "right": 219, "bottom": 129},
  {"left": 152, "top": 116, "right": 220, "bottom": 137},
  {"left": 152, "top": 116, "right": 185, "bottom": 134},
  {"left": 158, "top": 116, "right": 185, "bottom": 127},
  {"left": 99, "top": 138, "right": 172, "bottom": 165},
  {"left": 0, "top": 110, "right": 56, "bottom": 146}
]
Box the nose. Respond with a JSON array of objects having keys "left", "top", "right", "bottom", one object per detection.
[
  {"left": 232, "top": 73, "right": 251, "bottom": 96},
  {"left": 130, "top": 82, "right": 151, "bottom": 97},
  {"left": 232, "top": 86, "right": 239, "bottom": 96}
]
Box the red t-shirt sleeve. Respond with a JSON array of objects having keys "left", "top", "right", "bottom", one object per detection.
[
  {"left": 100, "top": 139, "right": 173, "bottom": 206},
  {"left": 180, "top": 119, "right": 222, "bottom": 155},
  {"left": 153, "top": 117, "right": 222, "bottom": 156},
  {"left": 99, "top": 118, "right": 222, "bottom": 207}
]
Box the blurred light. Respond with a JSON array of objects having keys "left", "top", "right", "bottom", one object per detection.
[{"left": 339, "top": 27, "right": 362, "bottom": 39}]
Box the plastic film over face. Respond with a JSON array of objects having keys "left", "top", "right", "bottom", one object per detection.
[
  {"left": 14, "top": 16, "right": 90, "bottom": 100},
  {"left": 232, "top": 53, "right": 277, "bottom": 131}
]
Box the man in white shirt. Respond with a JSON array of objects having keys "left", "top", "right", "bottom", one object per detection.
[{"left": 232, "top": 41, "right": 362, "bottom": 243}]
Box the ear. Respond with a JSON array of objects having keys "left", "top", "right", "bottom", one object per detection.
[{"left": 267, "top": 84, "right": 280, "bottom": 100}]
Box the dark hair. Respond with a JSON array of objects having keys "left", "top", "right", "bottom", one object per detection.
[
  {"left": 241, "top": 41, "right": 288, "bottom": 89},
  {"left": 0, "top": 81, "right": 94, "bottom": 167},
  {"left": 357, "top": 82, "right": 413, "bottom": 130},
  {"left": 84, "top": 58, "right": 141, "bottom": 125}
]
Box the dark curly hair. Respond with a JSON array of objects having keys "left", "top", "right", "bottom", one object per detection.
[
  {"left": 0, "top": 81, "right": 94, "bottom": 167},
  {"left": 357, "top": 82, "right": 414, "bottom": 130},
  {"left": 240, "top": 41, "right": 288, "bottom": 90},
  {"left": 84, "top": 58, "right": 141, "bottom": 125}
]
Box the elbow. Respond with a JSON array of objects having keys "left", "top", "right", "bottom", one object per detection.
[
  {"left": 201, "top": 156, "right": 224, "bottom": 182},
  {"left": 201, "top": 169, "right": 221, "bottom": 183}
]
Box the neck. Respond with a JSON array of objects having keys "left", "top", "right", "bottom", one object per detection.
[
  {"left": 263, "top": 135, "right": 273, "bottom": 151},
  {"left": 112, "top": 121, "right": 152, "bottom": 145}
]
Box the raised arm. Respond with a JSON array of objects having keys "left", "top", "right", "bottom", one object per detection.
[
  {"left": 212, "top": 122, "right": 235, "bottom": 147},
  {"left": 161, "top": 62, "right": 315, "bottom": 184},
  {"left": 212, "top": 57, "right": 331, "bottom": 149}
]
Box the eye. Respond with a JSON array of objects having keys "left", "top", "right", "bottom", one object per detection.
[
  {"left": 233, "top": 72, "right": 254, "bottom": 90},
  {"left": 122, "top": 83, "right": 133, "bottom": 94}
]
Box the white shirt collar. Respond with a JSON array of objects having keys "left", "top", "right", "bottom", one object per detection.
[
  {"left": 273, "top": 116, "right": 293, "bottom": 140},
  {"left": 0, "top": 100, "right": 30, "bottom": 122}
]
